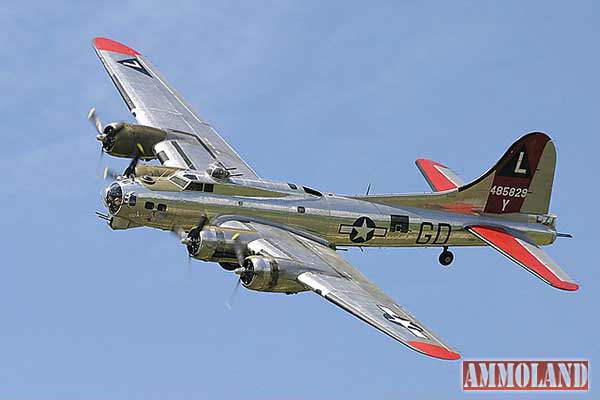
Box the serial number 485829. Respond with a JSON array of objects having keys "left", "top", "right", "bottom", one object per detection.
[{"left": 489, "top": 186, "right": 527, "bottom": 197}]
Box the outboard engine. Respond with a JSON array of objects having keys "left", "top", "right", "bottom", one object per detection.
[
  {"left": 238, "top": 256, "right": 309, "bottom": 294},
  {"left": 98, "top": 122, "right": 167, "bottom": 159},
  {"left": 88, "top": 108, "right": 167, "bottom": 159}
]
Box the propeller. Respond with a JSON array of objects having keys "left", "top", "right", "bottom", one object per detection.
[
  {"left": 172, "top": 219, "right": 249, "bottom": 308},
  {"left": 171, "top": 215, "right": 209, "bottom": 277},
  {"left": 232, "top": 232, "right": 246, "bottom": 267},
  {"left": 97, "top": 147, "right": 105, "bottom": 172},
  {"left": 123, "top": 143, "right": 146, "bottom": 178},
  {"left": 171, "top": 224, "right": 196, "bottom": 280},
  {"left": 123, "top": 151, "right": 141, "bottom": 177},
  {"left": 103, "top": 166, "right": 119, "bottom": 181},
  {"left": 180, "top": 215, "right": 208, "bottom": 254},
  {"left": 89, "top": 107, "right": 107, "bottom": 173},
  {"left": 88, "top": 107, "right": 103, "bottom": 135},
  {"left": 100, "top": 143, "right": 145, "bottom": 181},
  {"left": 225, "top": 277, "right": 242, "bottom": 310},
  {"left": 225, "top": 232, "right": 249, "bottom": 309},
  {"left": 88, "top": 107, "right": 126, "bottom": 169}
]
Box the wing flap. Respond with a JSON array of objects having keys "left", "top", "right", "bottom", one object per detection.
[
  {"left": 467, "top": 225, "right": 578, "bottom": 291},
  {"left": 415, "top": 159, "right": 464, "bottom": 192}
]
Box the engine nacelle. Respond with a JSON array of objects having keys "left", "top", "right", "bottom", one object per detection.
[
  {"left": 186, "top": 226, "right": 248, "bottom": 264},
  {"left": 100, "top": 123, "right": 167, "bottom": 159},
  {"left": 240, "top": 256, "right": 309, "bottom": 294}
]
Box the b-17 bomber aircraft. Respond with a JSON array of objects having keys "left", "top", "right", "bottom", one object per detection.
[{"left": 91, "top": 37, "right": 577, "bottom": 360}]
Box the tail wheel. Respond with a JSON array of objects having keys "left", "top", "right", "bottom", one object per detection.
[{"left": 439, "top": 249, "right": 454, "bottom": 267}]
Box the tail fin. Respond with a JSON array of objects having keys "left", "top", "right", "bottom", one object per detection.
[
  {"left": 352, "top": 132, "right": 556, "bottom": 216},
  {"left": 459, "top": 132, "right": 556, "bottom": 214}
]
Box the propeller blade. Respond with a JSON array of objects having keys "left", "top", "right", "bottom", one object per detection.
[
  {"left": 103, "top": 166, "right": 119, "bottom": 181},
  {"left": 225, "top": 235, "right": 251, "bottom": 309},
  {"left": 232, "top": 233, "right": 246, "bottom": 267},
  {"left": 97, "top": 147, "right": 105, "bottom": 174},
  {"left": 123, "top": 143, "right": 148, "bottom": 178},
  {"left": 169, "top": 225, "right": 195, "bottom": 278},
  {"left": 172, "top": 225, "right": 187, "bottom": 241},
  {"left": 88, "top": 107, "right": 103, "bottom": 134},
  {"left": 225, "top": 278, "right": 242, "bottom": 310},
  {"left": 123, "top": 152, "right": 141, "bottom": 177},
  {"left": 196, "top": 215, "right": 208, "bottom": 231},
  {"left": 187, "top": 255, "right": 192, "bottom": 280}
]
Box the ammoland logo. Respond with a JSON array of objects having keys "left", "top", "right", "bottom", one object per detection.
[{"left": 462, "top": 360, "right": 589, "bottom": 391}]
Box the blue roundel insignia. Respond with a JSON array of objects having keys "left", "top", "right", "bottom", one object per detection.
[{"left": 338, "top": 216, "right": 387, "bottom": 243}]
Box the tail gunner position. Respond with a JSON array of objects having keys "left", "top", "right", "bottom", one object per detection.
[{"left": 91, "top": 37, "right": 576, "bottom": 361}]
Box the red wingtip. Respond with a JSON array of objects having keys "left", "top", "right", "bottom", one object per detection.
[
  {"left": 93, "top": 37, "right": 140, "bottom": 56},
  {"left": 553, "top": 281, "right": 580, "bottom": 291},
  {"left": 408, "top": 341, "right": 461, "bottom": 360}
]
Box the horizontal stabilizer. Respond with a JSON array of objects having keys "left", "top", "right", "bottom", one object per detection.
[
  {"left": 467, "top": 226, "right": 578, "bottom": 291},
  {"left": 415, "top": 159, "right": 465, "bottom": 192}
]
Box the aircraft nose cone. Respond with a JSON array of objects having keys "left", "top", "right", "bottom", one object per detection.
[{"left": 104, "top": 182, "right": 123, "bottom": 215}]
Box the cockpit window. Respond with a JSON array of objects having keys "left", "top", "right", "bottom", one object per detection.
[
  {"left": 184, "top": 174, "right": 198, "bottom": 180},
  {"left": 186, "top": 182, "right": 204, "bottom": 191},
  {"left": 302, "top": 186, "right": 323, "bottom": 197},
  {"left": 128, "top": 193, "right": 137, "bottom": 207},
  {"left": 170, "top": 175, "right": 188, "bottom": 189}
]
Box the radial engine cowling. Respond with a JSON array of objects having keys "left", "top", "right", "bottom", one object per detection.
[
  {"left": 99, "top": 123, "right": 167, "bottom": 159},
  {"left": 239, "top": 256, "right": 309, "bottom": 294},
  {"left": 186, "top": 226, "right": 246, "bottom": 264}
]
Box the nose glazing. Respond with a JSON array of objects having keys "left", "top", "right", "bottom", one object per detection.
[{"left": 104, "top": 182, "right": 123, "bottom": 214}]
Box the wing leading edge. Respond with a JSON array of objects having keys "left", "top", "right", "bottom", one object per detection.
[{"left": 467, "top": 225, "right": 578, "bottom": 291}]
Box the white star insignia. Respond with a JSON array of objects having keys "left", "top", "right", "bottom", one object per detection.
[{"left": 352, "top": 218, "right": 374, "bottom": 241}]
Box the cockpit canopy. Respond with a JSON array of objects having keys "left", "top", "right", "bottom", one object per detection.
[{"left": 169, "top": 171, "right": 215, "bottom": 192}]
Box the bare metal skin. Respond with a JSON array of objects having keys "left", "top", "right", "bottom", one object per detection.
[{"left": 92, "top": 37, "right": 576, "bottom": 360}]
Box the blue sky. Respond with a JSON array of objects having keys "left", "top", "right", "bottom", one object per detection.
[{"left": 1, "top": 1, "right": 598, "bottom": 398}]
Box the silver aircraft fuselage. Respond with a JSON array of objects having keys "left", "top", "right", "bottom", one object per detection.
[{"left": 103, "top": 171, "right": 556, "bottom": 250}]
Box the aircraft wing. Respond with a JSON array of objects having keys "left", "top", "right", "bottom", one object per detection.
[
  {"left": 231, "top": 220, "right": 460, "bottom": 360},
  {"left": 92, "top": 37, "right": 260, "bottom": 179},
  {"left": 415, "top": 159, "right": 465, "bottom": 192},
  {"left": 466, "top": 225, "right": 579, "bottom": 291}
]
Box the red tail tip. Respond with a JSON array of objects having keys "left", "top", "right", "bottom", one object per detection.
[{"left": 554, "top": 281, "right": 579, "bottom": 291}]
